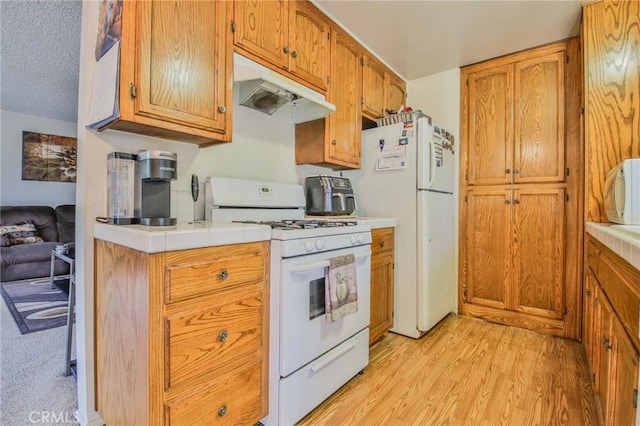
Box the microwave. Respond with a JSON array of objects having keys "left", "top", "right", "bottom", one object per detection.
[{"left": 603, "top": 159, "right": 640, "bottom": 224}]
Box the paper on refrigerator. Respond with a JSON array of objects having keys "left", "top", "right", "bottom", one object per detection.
[{"left": 376, "top": 144, "right": 407, "bottom": 171}]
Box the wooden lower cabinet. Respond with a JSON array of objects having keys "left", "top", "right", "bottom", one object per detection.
[
  {"left": 369, "top": 228, "right": 394, "bottom": 345},
  {"left": 583, "top": 235, "right": 640, "bottom": 426},
  {"left": 95, "top": 240, "right": 269, "bottom": 425},
  {"left": 461, "top": 185, "right": 567, "bottom": 335}
]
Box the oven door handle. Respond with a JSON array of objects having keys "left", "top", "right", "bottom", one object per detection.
[{"left": 288, "top": 250, "right": 372, "bottom": 273}]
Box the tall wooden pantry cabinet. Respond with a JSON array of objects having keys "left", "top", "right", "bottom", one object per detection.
[{"left": 459, "top": 38, "right": 583, "bottom": 339}]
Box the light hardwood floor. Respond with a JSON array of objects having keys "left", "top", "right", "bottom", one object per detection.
[{"left": 298, "top": 315, "right": 598, "bottom": 425}]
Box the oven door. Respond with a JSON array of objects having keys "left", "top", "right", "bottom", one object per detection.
[{"left": 279, "top": 244, "right": 371, "bottom": 377}]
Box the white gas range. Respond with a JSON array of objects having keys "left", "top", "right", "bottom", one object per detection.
[{"left": 205, "top": 177, "right": 372, "bottom": 425}]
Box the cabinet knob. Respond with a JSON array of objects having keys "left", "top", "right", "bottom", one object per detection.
[
  {"left": 586, "top": 290, "right": 591, "bottom": 296},
  {"left": 505, "top": 169, "right": 511, "bottom": 174},
  {"left": 218, "top": 105, "right": 226, "bottom": 113},
  {"left": 331, "top": 140, "right": 337, "bottom": 146},
  {"left": 514, "top": 168, "right": 520, "bottom": 174},
  {"left": 291, "top": 50, "right": 298, "bottom": 58},
  {"left": 219, "top": 269, "right": 229, "bottom": 280},
  {"left": 505, "top": 199, "right": 511, "bottom": 205},
  {"left": 283, "top": 45, "right": 290, "bottom": 54},
  {"left": 217, "top": 405, "right": 228, "bottom": 417},
  {"left": 603, "top": 337, "right": 609, "bottom": 345},
  {"left": 218, "top": 330, "right": 228, "bottom": 342},
  {"left": 380, "top": 241, "right": 385, "bottom": 248},
  {"left": 513, "top": 199, "right": 520, "bottom": 205}
]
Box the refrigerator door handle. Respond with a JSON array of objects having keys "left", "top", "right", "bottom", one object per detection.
[{"left": 427, "top": 137, "right": 436, "bottom": 189}]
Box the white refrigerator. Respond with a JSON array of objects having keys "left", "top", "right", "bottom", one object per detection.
[{"left": 345, "top": 114, "right": 457, "bottom": 338}]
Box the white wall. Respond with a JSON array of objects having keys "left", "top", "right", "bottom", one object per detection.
[
  {"left": 407, "top": 68, "right": 462, "bottom": 314},
  {"left": 0, "top": 110, "right": 77, "bottom": 206}
]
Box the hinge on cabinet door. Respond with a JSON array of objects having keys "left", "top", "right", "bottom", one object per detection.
[
  {"left": 465, "top": 172, "right": 468, "bottom": 181},
  {"left": 129, "top": 83, "right": 137, "bottom": 99},
  {"left": 327, "top": 75, "right": 331, "bottom": 84},
  {"left": 566, "top": 168, "right": 570, "bottom": 176},
  {"left": 564, "top": 306, "right": 568, "bottom": 316},
  {"left": 327, "top": 31, "right": 330, "bottom": 40},
  {"left": 464, "top": 195, "right": 468, "bottom": 202},
  {"left": 566, "top": 55, "right": 570, "bottom": 63},
  {"left": 633, "top": 389, "right": 638, "bottom": 408},
  {"left": 360, "top": 57, "right": 365, "bottom": 66},
  {"left": 566, "top": 193, "right": 570, "bottom": 202},
  {"left": 361, "top": 97, "right": 364, "bottom": 106},
  {"left": 230, "top": 20, "right": 236, "bottom": 33}
]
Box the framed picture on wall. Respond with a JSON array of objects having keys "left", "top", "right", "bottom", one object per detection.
[{"left": 21, "top": 131, "right": 77, "bottom": 183}]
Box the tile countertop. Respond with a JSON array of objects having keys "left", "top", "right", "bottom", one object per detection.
[
  {"left": 585, "top": 222, "right": 640, "bottom": 271},
  {"left": 94, "top": 222, "right": 271, "bottom": 253}
]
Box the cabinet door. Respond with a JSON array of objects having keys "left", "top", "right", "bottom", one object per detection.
[
  {"left": 289, "top": 0, "right": 329, "bottom": 91},
  {"left": 233, "top": 0, "right": 289, "bottom": 70},
  {"left": 514, "top": 51, "right": 565, "bottom": 183},
  {"left": 465, "top": 188, "right": 512, "bottom": 309},
  {"left": 512, "top": 187, "right": 565, "bottom": 318},
  {"left": 466, "top": 65, "right": 514, "bottom": 185},
  {"left": 369, "top": 251, "right": 394, "bottom": 345},
  {"left": 598, "top": 293, "right": 614, "bottom": 418},
  {"left": 386, "top": 72, "right": 406, "bottom": 114},
  {"left": 609, "top": 317, "right": 639, "bottom": 426},
  {"left": 362, "top": 53, "right": 386, "bottom": 119},
  {"left": 584, "top": 272, "right": 598, "bottom": 380},
  {"left": 328, "top": 29, "right": 362, "bottom": 168},
  {"left": 135, "top": 0, "right": 230, "bottom": 133}
]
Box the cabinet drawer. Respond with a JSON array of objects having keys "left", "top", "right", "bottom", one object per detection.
[
  {"left": 371, "top": 228, "right": 394, "bottom": 255},
  {"left": 165, "top": 362, "right": 264, "bottom": 425},
  {"left": 165, "top": 243, "right": 265, "bottom": 303},
  {"left": 165, "top": 296, "right": 262, "bottom": 390}
]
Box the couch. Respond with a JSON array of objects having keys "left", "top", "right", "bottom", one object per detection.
[{"left": 0, "top": 205, "right": 75, "bottom": 282}]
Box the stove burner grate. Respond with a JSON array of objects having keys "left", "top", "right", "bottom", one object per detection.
[{"left": 233, "top": 219, "right": 357, "bottom": 230}]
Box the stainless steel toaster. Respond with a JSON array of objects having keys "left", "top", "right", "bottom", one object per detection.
[{"left": 305, "top": 175, "right": 356, "bottom": 216}]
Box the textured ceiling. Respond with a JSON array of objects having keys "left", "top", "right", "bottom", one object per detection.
[
  {"left": 0, "top": 0, "right": 583, "bottom": 124},
  {"left": 1, "top": 0, "right": 82, "bottom": 123}
]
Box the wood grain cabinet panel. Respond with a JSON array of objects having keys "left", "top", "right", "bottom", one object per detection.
[
  {"left": 460, "top": 39, "right": 582, "bottom": 339},
  {"left": 386, "top": 72, "right": 407, "bottom": 114},
  {"left": 583, "top": 235, "right": 640, "bottom": 426},
  {"left": 233, "top": 0, "right": 329, "bottom": 92},
  {"left": 465, "top": 188, "right": 512, "bottom": 309},
  {"left": 107, "top": 0, "right": 233, "bottom": 146},
  {"left": 295, "top": 27, "right": 362, "bottom": 169},
  {"left": 369, "top": 228, "right": 394, "bottom": 345},
  {"left": 514, "top": 52, "right": 565, "bottom": 183},
  {"left": 466, "top": 65, "right": 513, "bottom": 186},
  {"left": 362, "top": 53, "right": 386, "bottom": 120},
  {"left": 95, "top": 240, "right": 269, "bottom": 425}
]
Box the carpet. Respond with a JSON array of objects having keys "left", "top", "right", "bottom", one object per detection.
[{"left": 0, "top": 276, "right": 70, "bottom": 334}]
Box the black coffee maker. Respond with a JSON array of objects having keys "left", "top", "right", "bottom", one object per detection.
[{"left": 135, "top": 150, "right": 177, "bottom": 226}]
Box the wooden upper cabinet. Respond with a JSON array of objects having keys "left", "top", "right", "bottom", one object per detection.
[
  {"left": 386, "top": 72, "right": 407, "bottom": 114},
  {"left": 514, "top": 51, "right": 565, "bottom": 183},
  {"left": 288, "top": 1, "right": 330, "bottom": 90},
  {"left": 463, "top": 42, "right": 568, "bottom": 186},
  {"left": 232, "top": 0, "right": 289, "bottom": 70},
  {"left": 328, "top": 29, "right": 362, "bottom": 168},
  {"left": 111, "top": 0, "right": 233, "bottom": 146},
  {"left": 362, "top": 53, "right": 386, "bottom": 120},
  {"left": 233, "top": 0, "right": 329, "bottom": 92},
  {"left": 466, "top": 65, "right": 513, "bottom": 185}
]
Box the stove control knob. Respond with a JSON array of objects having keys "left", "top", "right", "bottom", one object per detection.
[
  {"left": 358, "top": 234, "right": 365, "bottom": 244},
  {"left": 315, "top": 239, "right": 326, "bottom": 250},
  {"left": 350, "top": 235, "right": 358, "bottom": 245},
  {"left": 304, "top": 241, "right": 315, "bottom": 252}
]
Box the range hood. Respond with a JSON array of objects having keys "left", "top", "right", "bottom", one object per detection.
[{"left": 234, "top": 53, "right": 335, "bottom": 124}]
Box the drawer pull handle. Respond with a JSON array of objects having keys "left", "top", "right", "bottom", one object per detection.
[
  {"left": 217, "top": 405, "right": 227, "bottom": 417},
  {"left": 219, "top": 270, "right": 229, "bottom": 280},
  {"left": 218, "top": 330, "right": 228, "bottom": 342}
]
